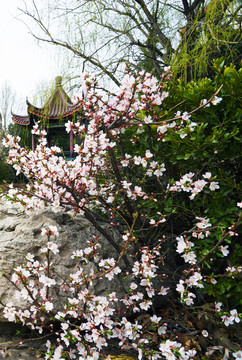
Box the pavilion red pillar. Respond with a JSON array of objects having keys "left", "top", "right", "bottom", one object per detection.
[
  {"left": 70, "top": 130, "right": 74, "bottom": 158},
  {"left": 32, "top": 134, "right": 35, "bottom": 151}
]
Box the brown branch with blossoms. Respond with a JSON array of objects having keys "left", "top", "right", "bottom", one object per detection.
[
  {"left": 121, "top": 84, "right": 223, "bottom": 127},
  {"left": 195, "top": 214, "right": 242, "bottom": 269},
  {"left": 95, "top": 217, "right": 137, "bottom": 282},
  {"left": 106, "top": 146, "right": 143, "bottom": 226},
  {"left": 2, "top": 271, "right": 54, "bottom": 322}
]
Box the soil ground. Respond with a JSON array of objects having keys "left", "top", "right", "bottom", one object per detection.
[{"left": 0, "top": 334, "right": 46, "bottom": 359}]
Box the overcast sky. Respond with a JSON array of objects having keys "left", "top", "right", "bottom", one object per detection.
[{"left": 0, "top": 0, "right": 64, "bottom": 111}]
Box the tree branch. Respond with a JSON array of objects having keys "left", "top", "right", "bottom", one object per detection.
[
  {"left": 196, "top": 214, "right": 241, "bottom": 268},
  {"left": 18, "top": 6, "right": 121, "bottom": 87},
  {"left": 83, "top": 209, "right": 132, "bottom": 269},
  {"left": 182, "top": 0, "right": 190, "bottom": 16},
  {"left": 134, "top": 0, "right": 174, "bottom": 56},
  {"left": 190, "top": 0, "right": 204, "bottom": 13}
]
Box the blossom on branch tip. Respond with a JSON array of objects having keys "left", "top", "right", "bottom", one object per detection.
[
  {"left": 25, "top": 253, "right": 35, "bottom": 262},
  {"left": 145, "top": 149, "right": 153, "bottom": 158},
  {"left": 39, "top": 274, "right": 56, "bottom": 287},
  {"left": 196, "top": 217, "right": 212, "bottom": 229},
  {"left": 215, "top": 302, "right": 223, "bottom": 312},
  {"left": 233, "top": 350, "right": 242, "bottom": 359},
  {"left": 150, "top": 315, "right": 161, "bottom": 323},
  {"left": 45, "top": 301, "right": 54, "bottom": 312},
  {"left": 176, "top": 236, "right": 194, "bottom": 254},
  {"left": 41, "top": 225, "right": 59, "bottom": 237},
  {"left": 144, "top": 115, "right": 153, "bottom": 124},
  {"left": 187, "top": 272, "right": 203, "bottom": 288},
  {"left": 181, "top": 111, "right": 191, "bottom": 121},
  {"left": 230, "top": 309, "right": 240, "bottom": 323},
  {"left": 157, "top": 125, "right": 167, "bottom": 134},
  {"left": 221, "top": 314, "right": 234, "bottom": 326},
  {"left": 3, "top": 302, "right": 17, "bottom": 322},
  {"left": 220, "top": 245, "right": 229, "bottom": 257},
  {"left": 158, "top": 325, "right": 167, "bottom": 335},
  {"left": 201, "top": 98, "right": 210, "bottom": 107},
  {"left": 203, "top": 172, "right": 212, "bottom": 179},
  {"left": 209, "top": 181, "right": 220, "bottom": 191},
  {"left": 211, "top": 96, "right": 222, "bottom": 105},
  {"left": 158, "top": 286, "right": 169, "bottom": 295},
  {"left": 184, "top": 292, "right": 196, "bottom": 305}
]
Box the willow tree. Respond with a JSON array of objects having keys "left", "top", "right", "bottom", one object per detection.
[{"left": 19, "top": 0, "right": 241, "bottom": 87}]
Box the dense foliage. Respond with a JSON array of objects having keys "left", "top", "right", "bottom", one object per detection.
[{"left": 0, "top": 123, "right": 32, "bottom": 183}]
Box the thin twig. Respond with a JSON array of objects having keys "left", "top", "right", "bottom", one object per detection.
[{"left": 1, "top": 332, "right": 53, "bottom": 350}]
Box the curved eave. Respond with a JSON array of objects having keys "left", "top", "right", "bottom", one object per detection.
[{"left": 11, "top": 113, "right": 30, "bottom": 126}]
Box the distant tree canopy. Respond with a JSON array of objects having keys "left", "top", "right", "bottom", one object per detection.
[{"left": 20, "top": 0, "right": 241, "bottom": 89}]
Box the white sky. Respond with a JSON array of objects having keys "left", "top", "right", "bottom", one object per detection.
[{"left": 0, "top": 0, "right": 64, "bottom": 111}]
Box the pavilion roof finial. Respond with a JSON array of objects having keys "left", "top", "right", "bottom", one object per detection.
[{"left": 55, "top": 76, "right": 62, "bottom": 87}]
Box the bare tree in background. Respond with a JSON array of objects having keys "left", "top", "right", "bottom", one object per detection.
[
  {"left": 18, "top": 0, "right": 241, "bottom": 88},
  {"left": 0, "top": 82, "right": 16, "bottom": 132}
]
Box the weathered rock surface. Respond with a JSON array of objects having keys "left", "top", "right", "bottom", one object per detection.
[{"left": 0, "top": 199, "right": 130, "bottom": 323}]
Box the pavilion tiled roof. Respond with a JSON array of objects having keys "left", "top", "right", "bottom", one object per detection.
[{"left": 12, "top": 76, "right": 82, "bottom": 126}]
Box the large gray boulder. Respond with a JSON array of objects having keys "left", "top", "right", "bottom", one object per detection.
[{"left": 0, "top": 199, "right": 129, "bottom": 323}]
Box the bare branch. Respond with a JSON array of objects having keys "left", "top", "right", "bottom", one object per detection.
[
  {"left": 17, "top": 0, "right": 240, "bottom": 86},
  {"left": 182, "top": 0, "right": 190, "bottom": 16},
  {"left": 190, "top": 0, "right": 204, "bottom": 13},
  {"left": 19, "top": 8, "right": 121, "bottom": 86},
  {"left": 134, "top": 0, "right": 174, "bottom": 56}
]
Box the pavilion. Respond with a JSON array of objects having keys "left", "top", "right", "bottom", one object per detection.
[{"left": 12, "top": 76, "right": 82, "bottom": 158}]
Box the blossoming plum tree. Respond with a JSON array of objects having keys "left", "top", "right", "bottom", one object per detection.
[{"left": 1, "top": 68, "right": 241, "bottom": 359}]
